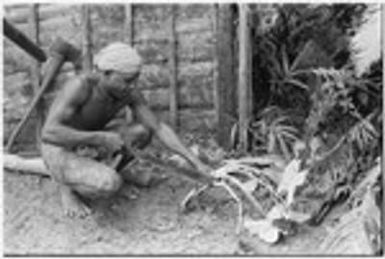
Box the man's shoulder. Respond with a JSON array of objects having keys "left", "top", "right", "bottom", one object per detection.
[
  {"left": 58, "top": 73, "right": 99, "bottom": 102},
  {"left": 62, "top": 72, "right": 100, "bottom": 92},
  {"left": 65, "top": 72, "right": 98, "bottom": 86}
]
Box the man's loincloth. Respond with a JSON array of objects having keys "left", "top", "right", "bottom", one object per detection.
[{"left": 41, "top": 113, "right": 152, "bottom": 180}]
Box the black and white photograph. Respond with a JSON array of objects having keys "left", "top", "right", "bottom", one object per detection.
[{"left": 2, "top": 2, "right": 383, "bottom": 256}]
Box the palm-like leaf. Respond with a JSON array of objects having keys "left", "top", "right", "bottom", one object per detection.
[{"left": 251, "top": 107, "right": 300, "bottom": 159}]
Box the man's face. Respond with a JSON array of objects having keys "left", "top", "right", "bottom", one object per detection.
[{"left": 106, "top": 70, "right": 140, "bottom": 99}]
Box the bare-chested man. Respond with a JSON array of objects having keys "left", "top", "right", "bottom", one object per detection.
[{"left": 41, "top": 42, "right": 211, "bottom": 218}]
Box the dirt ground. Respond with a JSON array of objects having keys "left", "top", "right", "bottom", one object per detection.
[
  {"left": 3, "top": 163, "right": 330, "bottom": 256},
  {"left": 4, "top": 134, "right": 331, "bottom": 256}
]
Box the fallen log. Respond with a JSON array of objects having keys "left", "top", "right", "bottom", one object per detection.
[
  {"left": 3, "top": 153, "right": 49, "bottom": 176},
  {"left": 3, "top": 151, "right": 215, "bottom": 186}
]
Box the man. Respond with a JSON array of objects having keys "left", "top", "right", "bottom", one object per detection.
[{"left": 41, "top": 42, "right": 211, "bottom": 218}]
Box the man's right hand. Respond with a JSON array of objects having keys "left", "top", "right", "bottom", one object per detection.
[{"left": 103, "top": 132, "right": 125, "bottom": 154}]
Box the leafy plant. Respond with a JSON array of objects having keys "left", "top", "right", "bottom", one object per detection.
[{"left": 250, "top": 106, "right": 300, "bottom": 160}]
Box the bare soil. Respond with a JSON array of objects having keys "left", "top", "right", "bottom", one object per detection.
[{"left": 4, "top": 164, "right": 328, "bottom": 256}]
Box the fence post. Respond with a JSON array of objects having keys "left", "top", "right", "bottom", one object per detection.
[
  {"left": 123, "top": 4, "right": 135, "bottom": 122},
  {"left": 215, "top": 4, "right": 238, "bottom": 149},
  {"left": 238, "top": 4, "right": 253, "bottom": 152},
  {"left": 213, "top": 4, "right": 219, "bottom": 126},
  {"left": 124, "top": 4, "right": 134, "bottom": 45},
  {"left": 382, "top": 4, "right": 385, "bottom": 188},
  {"left": 29, "top": 4, "right": 43, "bottom": 151},
  {"left": 81, "top": 5, "right": 92, "bottom": 72},
  {"left": 168, "top": 5, "right": 178, "bottom": 129}
]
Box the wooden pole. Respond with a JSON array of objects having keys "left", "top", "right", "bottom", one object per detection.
[
  {"left": 3, "top": 18, "right": 47, "bottom": 62},
  {"left": 123, "top": 4, "right": 134, "bottom": 45},
  {"left": 215, "top": 4, "right": 238, "bottom": 149},
  {"left": 29, "top": 4, "right": 43, "bottom": 150},
  {"left": 123, "top": 4, "right": 135, "bottom": 122},
  {"left": 168, "top": 5, "right": 178, "bottom": 128},
  {"left": 213, "top": 4, "right": 219, "bottom": 126},
  {"left": 381, "top": 5, "right": 385, "bottom": 239},
  {"left": 237, "top": 4, "right": 253, "bottom": 152},
  {"left": 81, "top": 5, "right": 93, "bottom": 72}
]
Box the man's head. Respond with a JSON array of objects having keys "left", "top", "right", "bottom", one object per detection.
[{"left": 95, "top": 42, "right": 142, "bottom": 99}]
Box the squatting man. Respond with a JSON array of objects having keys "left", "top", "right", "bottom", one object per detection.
[{"left": 42, "top": 43, "right": 213, "bottom": 218}]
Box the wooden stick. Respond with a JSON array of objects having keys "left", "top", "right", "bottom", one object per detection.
[
  {"left": 3, "top": 18, "right": 47, "bottom": 62},
  {"left": 3, "top": 153, "right": 49, "bottom": 176},
  {"left": 123, "top": 4, "right": 134, "bottom": 121},
  {"left": 215, "top": 4, "right": 238, "bottom": 149},
  {"left": 29, "top": 4, "right": 44, "bottom": 150},
  {"left": 123, "top": 4, "right": 134, "bottom": 46},
  {"left": 81, "top": 5, "right": 93, "bottom": 72},
  {"left": 133, "top": 150, "right": 215, "bottom": 185},
  {"left": 237, "top": 4, "right": 253, "bottom": 152},
  {"left": 168, "top": 5, "right": 178, "bottom": 128},
  {"left": 6, "top": 5, "right": 74, "bottom": 24},
  {"left": 212, "top": 4, "right": 219, "bottom": 126}
]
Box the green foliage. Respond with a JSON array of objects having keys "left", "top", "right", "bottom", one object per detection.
[
  {"left": 249, "top": 4, "right": 381, "bottom": 196},
  {"left": 251, "top": 4, "right": 368, "bottom": 111},
  {"left": 250, "top": 106, "right": 300, "bottom": 160}
]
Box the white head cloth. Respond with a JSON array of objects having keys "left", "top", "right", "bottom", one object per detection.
[{"left": 94, "top": 42, "right": 142, "bottom": 79}]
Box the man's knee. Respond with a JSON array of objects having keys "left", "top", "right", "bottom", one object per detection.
[
  {"left": 96, "top": 172, "right": 123, "bottom": 196},
  {"left": 69, "top": 166, "right": 123, "bottom": 199}
]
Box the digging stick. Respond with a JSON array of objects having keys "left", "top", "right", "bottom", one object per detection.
[{"left": 130, "top": 149, "right": 215, "bottom": 185}]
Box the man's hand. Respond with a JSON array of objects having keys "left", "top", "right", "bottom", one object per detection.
[
  {"left": 193, "top": 161, "right": 218, "bottom": 185},
  {"left": 103, "top": 132, "right": 125, "bottom": 154},
  {"left": 194, "top": 161, "right": 212, "bottom": 176}
]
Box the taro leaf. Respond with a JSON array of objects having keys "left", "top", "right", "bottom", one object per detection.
[
  {"left": 243, "top": 217, "right": 281, "bottom": 244},
  {"left": 277, "top": 159, "right": 309, "bottom": 205},
  {"left": 243, "top": 179, "right": 259, "bottom": 193},
  {"left": 266, "top": 204, "right": 286, "bottom": 221},
  {"left": 267, "top": 204, "right": 311, "bottom": 224},
  {"left": 285, "top": 210, "right": 312, "bottom": 223}
]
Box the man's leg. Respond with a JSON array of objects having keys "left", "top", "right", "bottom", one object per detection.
[{"left": 42, "top": 143, "right": 123, "bottom": 218}]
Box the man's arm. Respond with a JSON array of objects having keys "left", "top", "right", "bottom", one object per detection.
[
  {"left": 129, "top": 92, "right": 208, "bottom": 173},
  {"left": 42, "top": 77, "right": 122, "bottom": 151}
]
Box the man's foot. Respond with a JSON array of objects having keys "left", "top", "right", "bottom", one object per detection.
[{"left": 60, "top": 185, "right": 92, "bottom": 218}]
